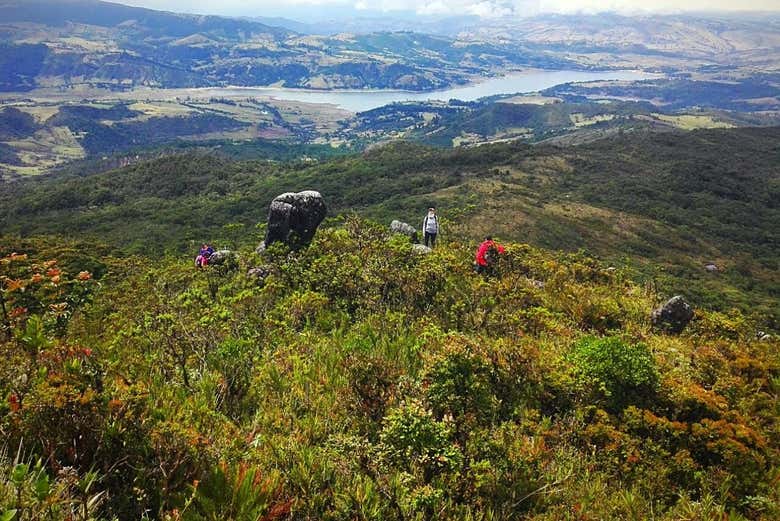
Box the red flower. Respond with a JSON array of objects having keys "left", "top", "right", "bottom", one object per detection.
[
  {"left": 77, "top": 271, "right": 92, "bottom": 281},
  {"left": 8, "top": 394, "right": 20, "bottom": 412},
  {"left": 9, "top": 307, "right": 27, "bottom": 318}
]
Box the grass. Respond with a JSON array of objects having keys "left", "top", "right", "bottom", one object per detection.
[
  {"left": 570, "top": 113, "right": 616, "bottom": 127},
  {"left": 653, "top": 113, "right": 735, "bottom": 129},
  {"left": 127, "top": 101, "right": 196, "bottom": 119},
  {"left": 2, "top": 126, "right": 85, "bottom": 176}
]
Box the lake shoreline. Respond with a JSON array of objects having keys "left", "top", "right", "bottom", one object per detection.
[{"left": 0, "top": 69, "right": 661, "bottom": 113}]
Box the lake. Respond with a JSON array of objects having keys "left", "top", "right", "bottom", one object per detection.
[{"left": 199, "top": 69, "right": 657, "bottom": 112}]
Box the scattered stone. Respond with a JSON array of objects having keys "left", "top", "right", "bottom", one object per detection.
[
  {"left": 207, "top": 250, "right": 238, "bottom": 269},
  {"left": 704, "top": 263, "right": 719, "bottom": 273},
  {"left": 529, "top": 279, "right": 546, "bottom": 289},
  {"left": 247, "top": 265, "right": 272, "bottom": 286},
  {"left": 411, "top": 244, "right": 432, "bottom": 254},
  {"left": 757, "top": 331, "right": 773, "bottom": 342},
  {"left": 390, "top": 220, "right": 418, "bottom": 242},
  {"left": 258, "top": 190, "right": 326, "bottom": 252},
  {"left": 652, "top": 295, "right": 694, "bottom": 334}
]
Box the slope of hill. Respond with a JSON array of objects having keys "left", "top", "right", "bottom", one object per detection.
[
  {"left": 1, "top": 127, "right": 778, "bottom": 326},
  {"left": 0, "top": 223, "right": 778, "bottom": 520}
]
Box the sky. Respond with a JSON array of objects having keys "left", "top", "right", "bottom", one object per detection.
[{"left": 119, "top": 0, "right": 780, "bottom": 19}]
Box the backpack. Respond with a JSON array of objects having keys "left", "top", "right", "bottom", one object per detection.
[{"left": 484, "top": 244, "right": 499, "bottom": 267}]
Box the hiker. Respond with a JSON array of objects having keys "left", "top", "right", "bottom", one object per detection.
[
  {"left": 422, "top": 207, "right": 439, "bottom": 248},
  {"left": 195, "top": 243, "right": 214, "bottom": 268},
  {"left": 474, "top": 236, "right": 506, "bottom": 275}
]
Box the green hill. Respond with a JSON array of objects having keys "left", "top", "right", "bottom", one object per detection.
[{"left": 1, "top": 127, "right": 778, "bottom": 326}]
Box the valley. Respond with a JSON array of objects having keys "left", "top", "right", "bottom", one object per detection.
[{"left": 2, "top": 70, "right": 778, "bottom": 178}]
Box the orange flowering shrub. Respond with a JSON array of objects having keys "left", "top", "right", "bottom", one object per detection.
[{"left": 1, "top": 252, "right": 96, "bottom": 339}]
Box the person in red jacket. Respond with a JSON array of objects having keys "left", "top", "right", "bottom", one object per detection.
[{"left": 474, "top": 236, "right": 506, "bottom": 275}]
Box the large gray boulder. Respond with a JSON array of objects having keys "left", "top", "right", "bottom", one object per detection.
[
  {"left": 390, "top": 220, "right": 418, "bottom": 242},
  {"left": 652, "top": 296, "right": 694, "bottom": 334},
  {"left": 258, "top": 191, "right": 326, "bottom": 252}
]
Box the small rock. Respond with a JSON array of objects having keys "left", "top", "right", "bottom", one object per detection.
[
  {"left": 247, "top": 265, "right": 272, "bottom": 285},
  {"left": 704, "top": 263, "right": 719, "bottom": 273},
  {"left": 757, "top": 331, "right": 773, "bottom": 342},
  {"left": 390, "top": 220, "right": 418, "bottom": 242},
  {"left": 208, "top": 250, "right": 238, "bottom": 269},
  {"left": 411, "top": 244, "right": 432, "bottom": 254},
  {"left": 652, "top": 295, "right": 694, "bottom": 334}
]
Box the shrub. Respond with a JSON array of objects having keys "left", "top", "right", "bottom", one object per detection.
[
  {"left": 424, "top": 337, "right": 496, "bottom": 426},
  {"left": 0, "top": 454, "right": 106, "bottom": 521},
  {"left": 569, "top": 336, "right": 659, "bottom": 410},
  {"left": 379, "top": 401, "right": 463, "bottom": 482},
  {"left": 181, "top": 462, "right": 284, "bottom": 521}
]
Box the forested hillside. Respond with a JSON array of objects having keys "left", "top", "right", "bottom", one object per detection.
[{"left": 1, "top": 127, "right": 778, "bottom": 325}]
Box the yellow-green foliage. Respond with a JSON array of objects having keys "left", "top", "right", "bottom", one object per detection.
[{"left": 0, "top": 221, "right": 778, "bottom": 520}]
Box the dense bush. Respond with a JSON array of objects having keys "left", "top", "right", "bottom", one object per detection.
[
  {"left": 568, "top": 335, "right": 659, "bottom": 410},
  {"left": 0, "top": 224, "right": 777, "bottom": 520}
]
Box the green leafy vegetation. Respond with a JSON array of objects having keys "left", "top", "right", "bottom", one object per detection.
[
  {"left": 1, "top": 127, "right": 777, "bottom": 326},
  {"left": 568, "top": 336, "right": 659, "bottom": 411},
  {"left": 0, "top": 222, "right": 777, "bottom": 520}
]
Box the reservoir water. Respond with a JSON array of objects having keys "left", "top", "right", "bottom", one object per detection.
[{"left": 202, "top": 69, "right": 656, "bottom": 112}]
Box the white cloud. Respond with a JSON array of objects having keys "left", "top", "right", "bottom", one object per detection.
[
  {"left": 415, "top": 1, "right": 451, "bottom": 16},
  {"left": 540, "top": 0, "right": 780, "bottom": 13},
  {"left": 119, "top": 0, "right": 780, "bottom": 17}
]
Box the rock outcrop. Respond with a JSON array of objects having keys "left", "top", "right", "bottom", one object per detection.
[
  {"left": 390, "top": 220, "right": 418, "bottom": 242},
  {"left": 652, "top": 295, "right": 694, "bottom": 334},
  {"left": 258, "top": 191, "right": 326, "bottom": 252}
]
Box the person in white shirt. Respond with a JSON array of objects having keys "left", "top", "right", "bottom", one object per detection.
[{"left": 422, "top": 207, "right": 439, "bottom": 248}]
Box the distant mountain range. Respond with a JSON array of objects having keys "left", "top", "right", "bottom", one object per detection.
[
  {"left": 2, "top": 1, "right": 779, "bottom": 93},
  {"left": 257, "top": 11, "right": 780, "bottom": 70},
  {"left": 0, "top": 0, "right": 575, "bottom": 92}
]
